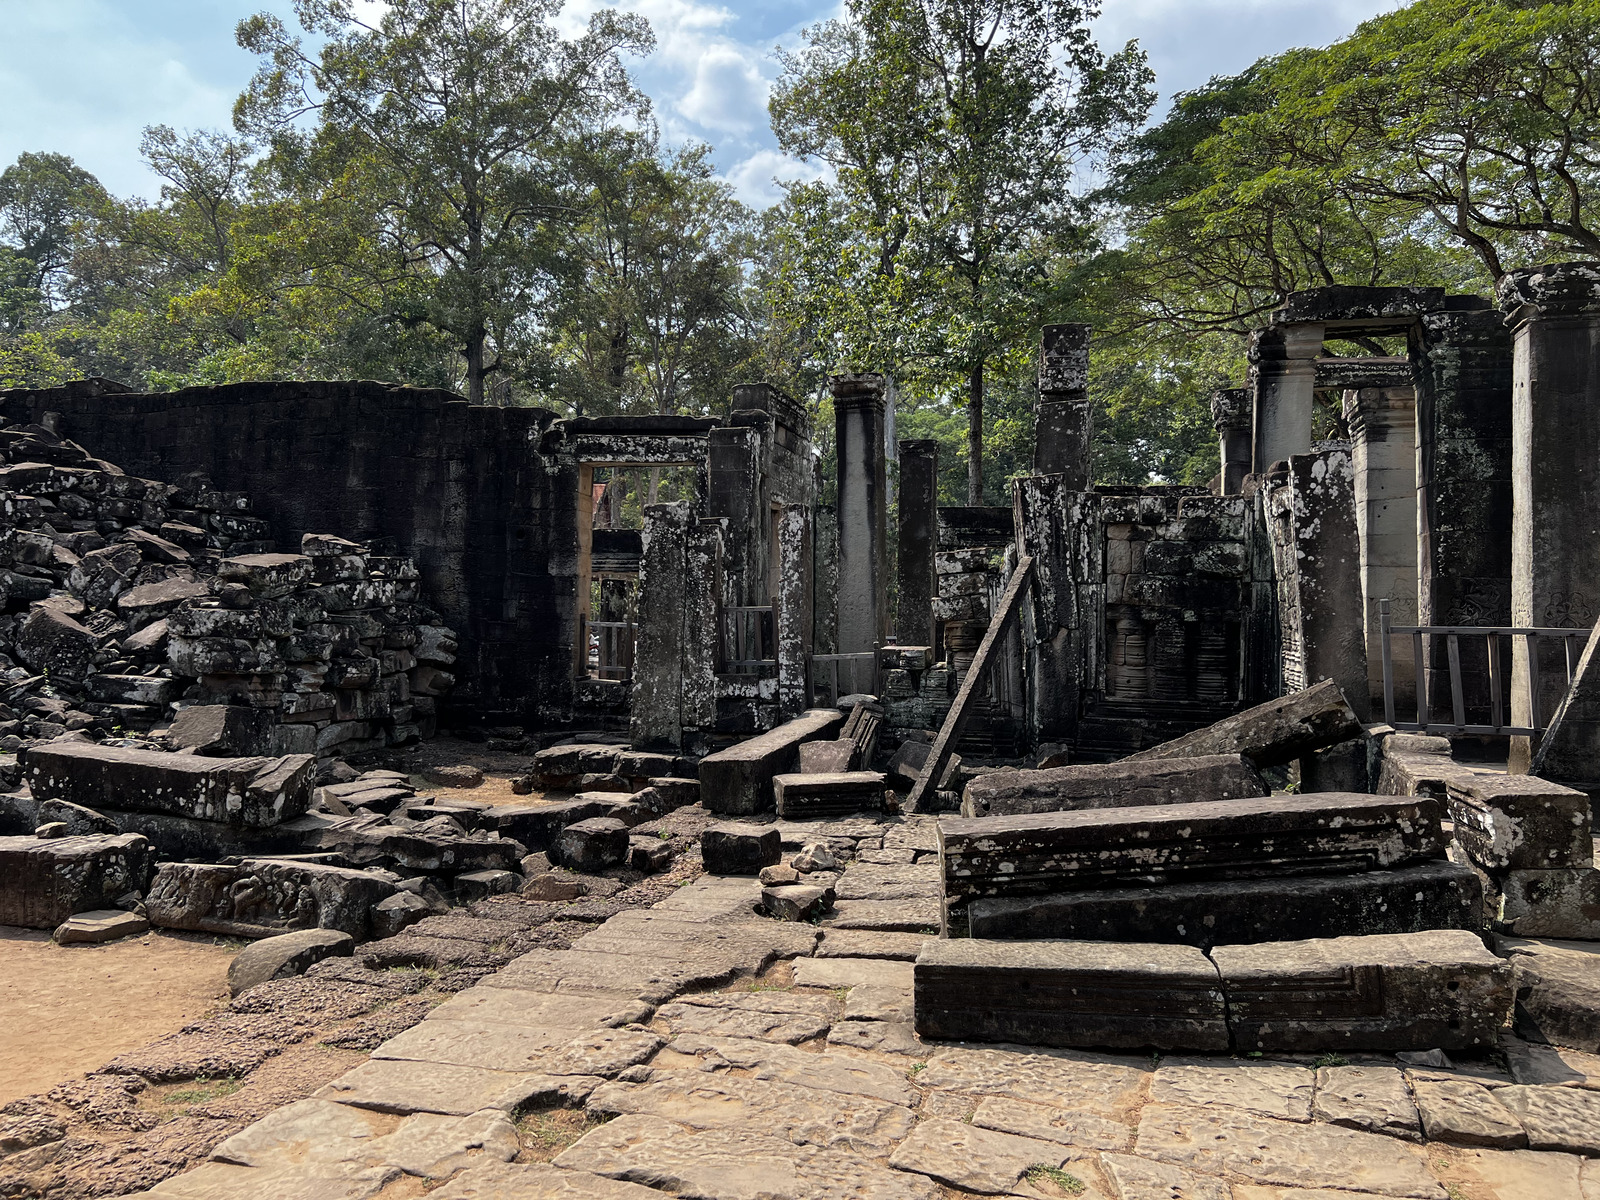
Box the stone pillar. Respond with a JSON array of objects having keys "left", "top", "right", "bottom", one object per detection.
[
  {"left": 1035, "top": 324, "right": 1093, "bottom": 487},
  {"left": 896, "top": 439, "right": 939, "bottom": 648},
  {"left": 1344, "top": 386, "right": 1419, "bottom": 714},
  {"left": 774, "top": 503, "right": 812, "bottom": 717},
  {"left": 832, "top": 373, "right": 889, "bottom": 655},
  {"left": 812, "top": 503, "right": 838, "bottom": 656},
  {"left": 1410, "top": 304, "right": 1514, "bottom": 719},
  {"left": 1500, "top": 263, "right": 1600, "bottom": 771},
  {"left": 1250, "top": 323, "right": 1324, "bottom": 473},
  {"left": 630, "top": 503, "right": 690, "bottom": 750},
  {"left": 1211, "top": 388, "right": 1252, "bottom": 495}
]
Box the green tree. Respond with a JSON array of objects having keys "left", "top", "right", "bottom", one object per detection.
[
  {"left": 236, "top": 0, "right": 654, "bottom": 402},
  {"left": 772, "top": 0, "right": 1153, "bottom": 502},
  {"left": 0, "top": 151, "right": 105, "bottom": 305}
]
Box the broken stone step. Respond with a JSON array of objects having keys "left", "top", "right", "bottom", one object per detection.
[
  {"left": 938, "top": 792, "right": 1446, "bottom": 925},
  {"left": 53, "top": 907, "right": 150, "bottom": 944},
  {"left": 25, "top": 740, "right": 316, "bottom": 828},
  {"left": 1446, "top": 773, "right": 1593, "bottom": 872},
  {"left": 772, "top": 771, "right": 887, "bottom": 818},
  {"left": 1126, "top": 678, "right": 1362, "bottom": 768},
  {"left": 698, "top": 707, "right": 845, "bottom": 815},
  {"left": 960, "top": 753, "right": 1267, "bottom": 818},
  {"left": 967, "top": 860, "right": 1483, "bottom": 949},
  {"left": 1216, "top": 929, "right": 1510, "bottom": 1053},
  {"left": 913, "top": 937, "right": 1229, "bottom": 1052},
  {"left": 0, "top": 833, "right": 155, "bottom": 928},
  {"left": 145, "top": 857, "right": 396, "bottom": 939},
  {"left": 1498, "top": 937, "right": 1600, "bottom": 1053}
]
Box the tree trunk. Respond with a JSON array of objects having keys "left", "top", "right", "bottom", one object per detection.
[
  {"left": 967, "top": 361, "right": 984, "bottom": 506},
  {"left": 466, "top": 326, "right": 485, "bottom": 405}
]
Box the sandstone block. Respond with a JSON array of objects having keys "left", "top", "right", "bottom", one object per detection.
[
  {"left": 551, "top": 818, "right": 629, "bottom": 872},
  {"left": 698, "top": 708, "right": 845, "bottom": 815},
  {"left": 1412, "top": 1079, "right": 1526, "bottom": 1147},
  {"left": 1447, "top": 773, "right": 1592, "bottom": 871},
  {"left": 1496, "top": 868, "right": 1600, "bottom": 939},
  {"left": 53, "top": 907, "right": 150, "bottom": 945},
  {"left": 961, "top": 753, "right": 1266, "bottom": 818},
  {"left": 146, "top": 858, "right": 395, "bottom": 939},
  {"left": 228, "top": 928, "right": 354, "bottom": 996},
  {"left": 1501, "top": 939, "right": 1600, "bottom": 1052},
  {"left": 761, "top": 884, "right": 830, "bottom": 921},
  {"left": 0, "top": 833, "right": 154, "bottom": 927},
  {"left": 772, "top": 771, "right": 885, "bottom": 818},
  {"left": 700, "top": 822, "right": 781, "bottom": 874},
  {"left": 1126, "top": 678, "right": 1361, "bottom": 768}
]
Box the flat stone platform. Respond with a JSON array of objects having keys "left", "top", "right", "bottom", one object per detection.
[{"left": 123, "top": 812, "right": 1600, "bottom": 1200}]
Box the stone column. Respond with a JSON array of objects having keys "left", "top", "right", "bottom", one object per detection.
[
  {"left": 1250, "top": 323, "right": 1325, "bottom": 473},
  {"left": 1499, "top": 263, "right": 1600, "bottom": 771},
  {"left": 832, "top": 373, "right": 889, "bottom": 655},
  {"left": 1410, "top": 304, "right": 1514, "bottom": 719},
  {"left": 1035, "top": 324, "right": 1093, "bottom": 487},
  {"left": 1344, "top": 387, "right": 1419, "bottom": 713},
  {"left": 1210, "top": 388, "right": 1252, "bottom": 495},
  {"left": 630, "top": 502, "right": 690, "bottom": 750},
  {"left": 896, "top": 439, "right": 939, "bottom": 648},
  {"left": 774, "top": 503, "right": 813, "bottom": 717}
]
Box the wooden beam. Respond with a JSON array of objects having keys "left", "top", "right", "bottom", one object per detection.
[{"left": 907, "top": 555, "right": 1035, "bottom": 812}]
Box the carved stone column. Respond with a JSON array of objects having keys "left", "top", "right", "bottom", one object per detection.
[
  {"left": 1035, "top": 324, "right": 1093, "bottom": 488},
  {"left": 1250, "top": 323, "right": 1325, "bottom": 473},
  {"left": 1211, "top": 387, "right": 1252, "bottom": 495},
  {"left": 832, "top": 373, "right": 889, "bottom": 656}
]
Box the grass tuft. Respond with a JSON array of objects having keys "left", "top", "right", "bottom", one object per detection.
[
  {"left": 1024, "top": 1164, "right": 1086, "bottom": 1195},
  {"left": 1312, "top": 1053, "right": 1350, "bottom": 1069}
]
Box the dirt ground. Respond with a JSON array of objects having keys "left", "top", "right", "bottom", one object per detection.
[{"left": 0, "top": 926, "right": 235, "bottom": 1106}]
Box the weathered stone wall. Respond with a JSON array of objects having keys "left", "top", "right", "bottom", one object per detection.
[{"left": 0, "top": 380, "right": 561, "bottom": 723}]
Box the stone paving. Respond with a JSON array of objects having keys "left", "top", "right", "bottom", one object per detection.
[{"left": 121, "top": 814, "right": 1600, "bottom": 1200}]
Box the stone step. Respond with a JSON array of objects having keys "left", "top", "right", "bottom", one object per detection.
[
  {"left": 967, "top": 860, "right": 1483, "bottom": 949},
  {"left": 913, "top": 937, "right": 1229, "bottom": 1051},
  {"left": 959, "top": 753, "right": 1267, "bottom": 818},
  {"left": 698, "top": 708, "right": 845, "bottom": 815},
  {"left": 772, "top": 771, "right": 887, "bottom": 818},
  {"left": 938, "top": 792, "right": 1445, "bottom": 927}
]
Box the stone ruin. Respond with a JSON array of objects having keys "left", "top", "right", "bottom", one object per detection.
[{"left": 3, "top": 265, "right": 1600, "bottom": 1200}]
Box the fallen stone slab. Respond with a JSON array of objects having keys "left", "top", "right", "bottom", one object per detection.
[
  {"left": 1500, "top": 938, "right": 1600, "bottom": 1052},
  {"left": 761, "top": 884, "right": 830, "bottom": 921},
  {"left": 700, "top": 822, "right": 781, "bottom": 874},
  {"left": 772, "top": 771, "right": 886, "bottom": 818},
  {"left": 914, "top": 938, "right": 1228, "bottom": 1051},
  {"left": 551, "top": 817, "right": 629, "bottom": 872},
  {"left": 485, "top": 948, "right": 748, "bottom": 1004},
  {"left": 1134, "top": 1103, "right": 1442, "bottom": 1197},
  {"left": 426, "top": 987, "right": 646, "bottom": 1031},
  {"left": 304, "top": 820, "right": 527, "bottom": 875},
  {"left": 1412, "top": 1079, "right": 1527, "bottom": 1147},
  {"left": 1492, "top": 1084, "right": 1600, "bottom": 1154},
  {"left": 1496, "top": 868, "right": 1600, "bottom": 939},
  {"left": 493, "top": 799, "right": 607, "bottom": 850},
  {"left": 25, "top": 741, "right": 315, "bottom": 827},
  {"left": 136, "top": 1160, "right": 400, "bottom": 1200},
  {"left": 823, "top": 897, "right": 941, "bottom": 932},
  {"left": 967, "top": 861, "right": 1483, "bottom": 949},
  {"left": 834, "top": 861, "right": 941, "bottom": 902},
  {"left": 52, "top": 907, "right": 149, "bottom": 945},
  {"left": 1447, "top": 773, "right": 1592, "bottom": 872},
  {"left": 663, "top": 1034, "right": 916, "bottom": 1106},
  {"left": 169, "top": 705, "right": 276, "bottom": 757},
  {"left": 960, "top": 754, "right": 1267, "bottom": 818},
  {"left": 1215, "top": 929, "right": 1510, "bottom": 1052},
  {"left": 1312, "top": 1064, "right": 1420, "bottom": 1140},
  {"left": 794, "top": 956, "right": 913, "bottom": 990},
  {"left": 816, "top": 929, "right": 932, "bottom": 960},
  {"left": 826, "top": 1019, "right": 924, "bottom": 1057},
  {"left": 698, "top": 708, "right": 845, "bottom": 815},
  {"left": 319, "top": 1059, "right": 596, "bottom": 1116},
  {"left": 938, "top": 793, "right": 1445, "bottom": 923},
  {"left": 228, "top": 928, "right": 354, "bottom": 996},
  {"left": 552, "top": 1113, "right": 940, "bottom": 1200},
  {"left": 36, "top": 797, "right": 117, "bottom": 836},
  {"left": 374, "top": 1019, "right": 659, "bottom": 1076},
  {"left": 1127, "top": 679, "right": 1362, "bottom": 768},
  {"left": 0, "top": 833, "right": 154, "bottom": 928},
  {"left": 145, "top": 858, "right": 396, "bottom": 939},
  {"left": 887, "top": 1116, "right": 1086, "bottom": 1195}
]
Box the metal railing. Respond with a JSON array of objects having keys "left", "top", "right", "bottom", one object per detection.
[
  {"left": 587, "top": 619, "right": 636, "bottom": 681},
  {"left": 1378, "top": 598, "right": 1589, "bottom": 735},
  {"left": 725, "top": 604, "right": 777, "bottom": 672},
  {"left": 811, "top": 651, "right": 878, "bottom": 706}
]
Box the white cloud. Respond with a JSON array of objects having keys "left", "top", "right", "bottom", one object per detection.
[
  {"left": 722, "top": 147, "right": 827, "bottom": 206},
  {"left": 678, "top": 44, "right": 770, "bottom": 133}
]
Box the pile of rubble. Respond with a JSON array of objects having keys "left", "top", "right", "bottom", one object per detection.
[{"left": 0, "top": 418, "right": 457, "bottom": 758}]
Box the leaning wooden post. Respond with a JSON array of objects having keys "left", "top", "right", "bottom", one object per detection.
[{"left": 908, "top": 555, "right": 1036, "bottom": 812}]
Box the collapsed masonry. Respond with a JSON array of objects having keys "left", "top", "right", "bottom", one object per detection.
[{"left": 0, "top": 263, "right": 1598, "bottom": 1064}]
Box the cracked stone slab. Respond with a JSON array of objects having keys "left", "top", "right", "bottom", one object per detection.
[
  {"left": 834, "top": 863, "right": 942, "bottom": 901},
  {"left": 367, "top": 1109, "right": 520, "bottom": 1178},
  {"left": 137, "top": 1161, "right": 400, "bottom": 1200},
  {"left": 1150, "top": 1059, "right": 1314, "bottom": 1121},
  {"left": 584, "top": 1072, "right": 916, "bottom": 1153},
  {"left": 916, "top": 1046, "right": 1149, "bottom": 1117},
  {"left": 843, "top": 985, "right": 912, "bottom": 1022},
  {"left": 1440, "top": 1147, "right": 1595, "bottom": 1199},
  {"left": 574, "top": 915, "right": 820, "bottom": 961},
  {"left": 817, "top": 930, "right": 934, "bottom": 960},
  {"left": 822, "top": 898, "right": 942, "bottom": 931},
  {"left": 1134, "top": 1103, "right": 1445, "bottom": 1197},
  {"left": 1413, "top": 1080, "right": 1527, "bottom": 1148},
  {"left": 793, "top": 957, "right": 915, "bottom": 990},
  {"left": 553, "top": 1112, "right": 940, "bottom": 1200},
  {"left": 1493, "top": 1084, "right": 1600, "bottom": 1154},
  {"left": 425, "top": 987, "right": 647, "bottom": 1029},
  {"left": 1312, "top": 1065, "right": 1421, "bottom": 1140},
  {"left": 656, "top": 992, "right": 833, "bottom": 1044},
  {"left": 486, "top": 949, "right": 746, "bottom": 1002},
  {"left": 662, "top": 1033, "right": 917, "bottom": 1105},
  {"left": 210, "top": 1099, "right": 393, "bottom": 1167},
  {"left": 1101, "top": 1153, "right": 1229, "bottom": 1200},
  {"left": 647, "top": 877, "right": 768, "bottom": 922},
  {"left": 970, "top": 1095, "right": 1134, "bottom": 1152},
  {"left": 886, "top": 1116, "right": 1091, "bottom": 1196},
  {"left": 425, "top": 1161, "right": 667, "bottom": 1199},
  {"left": 317, "top": 1059, "right": 594, "bottom": 1116},
  {"left": 826, "top": 1020, "right": 926, "bottom": 1057},
  {"left": 372, "top": 1019, "right": 578, "bottom": 1070}
]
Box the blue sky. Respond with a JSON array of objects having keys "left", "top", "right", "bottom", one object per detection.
[{"left": 0, "top": 0, "right": 1405, "bottom": 207}]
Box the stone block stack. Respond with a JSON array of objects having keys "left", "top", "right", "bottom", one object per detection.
[{"left": 0, "top": 418, "right": 456, "bottom": 756}]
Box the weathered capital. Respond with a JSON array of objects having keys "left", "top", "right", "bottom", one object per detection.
[
  {"left": 1498, "top": 261, "right": 1600, "bottom": 329},
  {"left": 1038, "top": 324, "right": 1091, "bottom": 396},
  {"left": 1210, "top": 387, "right": 1251, "bottom": 434},
  {"left": 829, "top": 373, "right": 886, "bottom": 410}
]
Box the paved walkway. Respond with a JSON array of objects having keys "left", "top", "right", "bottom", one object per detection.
[{"left": 124, "top": 815, "right": 1600, "bottom": 1200}]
